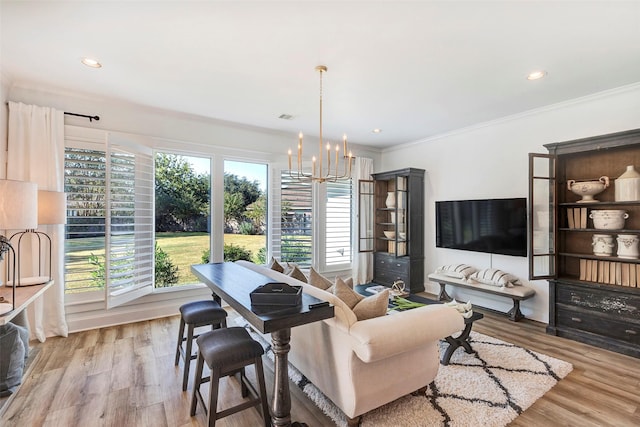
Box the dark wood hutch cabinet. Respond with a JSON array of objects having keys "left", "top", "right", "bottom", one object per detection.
[
  {"left": 530, "top": 129, "right": 640, "bottom": 358},
  {"left": 360, "top": 168, "right": 425, "bottom": 293}
]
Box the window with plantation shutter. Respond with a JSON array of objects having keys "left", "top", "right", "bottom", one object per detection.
[
  {"left": 280, "top": 172, "right": 313, "bottom": 268},
  {"left": 279, "top": 171, "right": 353, "bottom": 271},
  {"left": 65, "top": 147, "right": 107, "bottom": 294},
  {"left": 325, "top": 179, "right": 352, "bottom": 266},
  {"left": 64, "top": 132, "right": 154, "bottom": 308}
]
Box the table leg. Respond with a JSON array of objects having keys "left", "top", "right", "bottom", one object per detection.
[
  {"left": 441, "top": 322, "right": 474, "bottom": 366},
  {"left": 271, "top": 328, "right": 308, "bottom": 427},
  {"left": 438, "top": 283, "right": 452, "bottom": 302}
]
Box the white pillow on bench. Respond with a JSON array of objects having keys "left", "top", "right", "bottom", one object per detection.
[
  {"left": 469, "top": 268, "right": 521, "bottom": 288},
  {"left": 435, "top": 264, "right": 478, "bottom": 279}
]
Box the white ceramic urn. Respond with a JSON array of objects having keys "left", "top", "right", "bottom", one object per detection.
[
  {"left": 589, "top": 209, "right": 629, "bottom": 229},
  {"left": 592, "top": 234, "right": 615, "bottom": 256},
  {"left": 616, "top": 234, "right": 640, "bottom": 259},
  {"left": 615, "top": 165, "right": 640, "bottom": 202}
]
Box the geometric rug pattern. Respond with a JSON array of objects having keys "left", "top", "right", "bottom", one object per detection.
[{"left": 242, "top": 324, "right": 573, "bottom": 427}]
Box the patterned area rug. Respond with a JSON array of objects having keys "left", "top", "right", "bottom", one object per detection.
[{"left": 239, "top": 321, "right": 573, "bottom": 427}]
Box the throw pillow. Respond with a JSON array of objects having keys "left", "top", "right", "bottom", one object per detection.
[
  {"left": 308, "top": 267, "right": 334, "bottom": 291},
  {"left": 470, "top": 268, "right": 521, "bottom": 288},
  {"left": 352, "top": 289, "right": 390, "bottom": 321},
  {"left": 268, "top": 257, "right": 285, "bottom": 273},
  {"left": 341, "top": 277, "right": 354, "bottom": 288},
  {"left": 288, "top": 265, "right": 307, "bottom": 283},
  {"left": 332, "top": 278, "right": 365, "bottom": 309},
  {"left": 435, "top": 264, "right": 477, "bottom": 279}
]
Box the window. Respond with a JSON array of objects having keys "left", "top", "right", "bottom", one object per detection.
[
  {"left": 64, "top": 134, "right": 154, "bottom": 308},
  {"left": 280, "top": 173, "right": 313, "bottom": 268},
  {"left": 155, "top": 153, "right": 211, "bottom": 287},
  {"left": 65, "top": 147, "right": 107, "bottom": 294},
  {"left": 325, "top": 179, "right": 352, "bottom": 266},
  {"left": 223, "top": 160, "right": 268, "bottom": 264},
  {"left": 279, "top": 172, "right": 352, "bottom": 271}
]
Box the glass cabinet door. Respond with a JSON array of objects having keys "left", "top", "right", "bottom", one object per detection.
[
  {"left": 529, "top": 153, "right": 556, "bottom": 279},
  {"left": 358, "top": 179, "right": 374, "bottom": 252}
]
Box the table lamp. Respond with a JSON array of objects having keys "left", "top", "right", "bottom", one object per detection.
[
  {"left": 8, "top": 189, "right": 65, "bottom": 286},
  {"left": 0, "top": 180, "right": 37, "bottom": 314}
]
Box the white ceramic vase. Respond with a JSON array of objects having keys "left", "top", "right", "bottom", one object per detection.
[
  {"left": 615, "top": 165, "right": 640, "bottom": 202},
  {"left": 385, "top": 191, "right": 396, "bottom": 208},
  {"left": 616, "top": 234, "right": 640, "bottom": 259},
  {"left": 592, "top": 234, "right": 615, "bottom": 256},
  {"left": 589, "top": 209, "right": 628, "bottom": 229}
]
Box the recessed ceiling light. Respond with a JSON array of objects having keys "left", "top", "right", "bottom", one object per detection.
[
  {"left": 527, "top": 70, "right": 547, "bottom": 80},
  {"left": 81, "top": 57, "right": 102, "bottom": 68},
  {"left": 372, "top": 128, "right": 382, "bottom": 133}
]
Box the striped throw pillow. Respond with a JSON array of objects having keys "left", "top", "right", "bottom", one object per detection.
[
  {"left": 469, "top": 269, "right": 521, "bottom": 288},
  {"left": 435, "top": 264, "right": 478, "bottom": 279}
]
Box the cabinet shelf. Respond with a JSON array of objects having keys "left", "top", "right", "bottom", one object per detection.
[
  {"left": 559, "top": 252, "right": 640, "bottom": 264},
  {"left": 560, "top": 200, "right": 640, "bottom": 207},
  {"left": 559, "top": 228, "right": 640, "bottom": 233}
]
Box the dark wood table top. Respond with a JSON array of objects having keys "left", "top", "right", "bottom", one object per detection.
[{"left": 191, "top": 262, "right": 334, "bottom": 334}]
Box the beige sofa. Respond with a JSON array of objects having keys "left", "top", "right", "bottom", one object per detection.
[{"left": 235, "top": 260, "right": 465, "bottom": 424}]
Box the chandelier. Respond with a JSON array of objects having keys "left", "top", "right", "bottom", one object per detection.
[{"left": 288, "top": 65, "right": 353, "bottom": 183}]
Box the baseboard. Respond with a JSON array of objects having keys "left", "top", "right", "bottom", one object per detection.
[{"left": 66, "top": 287, "right": 214, "bottom": 333}]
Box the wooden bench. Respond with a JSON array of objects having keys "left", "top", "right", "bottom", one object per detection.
[{"left": 427, "top": 273, "right": 535, "bottom": 322}]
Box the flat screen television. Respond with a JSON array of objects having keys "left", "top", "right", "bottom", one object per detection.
[{"left": 435, "top": 198, "right": 527, "bottom": 257}]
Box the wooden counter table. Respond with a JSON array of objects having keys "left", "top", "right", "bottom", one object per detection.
[{"left": 191, "top": 262, "right": 334, "bottom": 427}]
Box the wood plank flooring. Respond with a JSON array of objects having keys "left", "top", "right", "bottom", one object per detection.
[{"left": 2, "top": 305, "right": 639, "bottom": 426}]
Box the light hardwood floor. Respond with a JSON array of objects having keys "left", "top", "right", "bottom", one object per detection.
[{"left": 2, "top": 304, "right": 639, "bottom": 427}]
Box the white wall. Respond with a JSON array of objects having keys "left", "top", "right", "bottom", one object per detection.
[{"left": 380, "top": 84, "right": 640, "bottom": 323}]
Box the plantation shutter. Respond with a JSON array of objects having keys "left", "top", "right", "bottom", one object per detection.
[
  {"left": 325, "top": 179, "right": 352, "bottom": 266},
  {"left": 280, "top": 172, "right": 312, "bottom": 268},
  {"left": 106, "top": 133, "right": 154, "bottom": 308},
  {"left": 64, "top": 146, "right": 108, "bottom": 293}
]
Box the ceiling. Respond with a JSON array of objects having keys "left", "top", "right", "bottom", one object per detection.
[{"left": 2, "top": 1, "right": 640, "bottom": 149}]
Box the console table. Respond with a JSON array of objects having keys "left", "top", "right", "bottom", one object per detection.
[
  {"left": 0, "top": 280, "right": 53, "bottom": 416},
  {"left": 0, "top": 280, "right": 54, "bottom": 325},
  {"left": 191, "top": 262, "right": 334, "bottom": 427}
]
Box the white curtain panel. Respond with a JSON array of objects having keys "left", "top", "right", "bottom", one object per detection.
[
  {"left": 7, "top": 101, "right": 68, "bottom": 341},
  {"left": 351, "top": 157, "right": 373, "bottom": 284}
]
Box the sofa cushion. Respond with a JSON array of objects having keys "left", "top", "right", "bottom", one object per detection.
[
  {"left": 268, "top": 257, "right": 285, "bottom": 273},
  {"left": 288, "top": 265, "right": 307, "bottom": 283},
  {"left": 352, "top": 289, "right": 389, "bottom": 321},
  {"left": 309, "top": 267, "right": 334, "bottom": 290},
  {"left": 469, "top": 268, "right": 521, "bottom": 288},
  {"left": 333, "top": 278, "right": 364, "bottom": 308}
]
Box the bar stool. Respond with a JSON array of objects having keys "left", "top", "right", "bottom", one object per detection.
[
  {"left": 175, "top": 300, "right": 228, "bottom": 391},
  {"left": 190, "top": 327, "right": 270, "bottom": 427}
]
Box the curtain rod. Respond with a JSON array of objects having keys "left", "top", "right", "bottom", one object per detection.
[{"left": 64, "top": 111, "right": 100, "bottom": 122}]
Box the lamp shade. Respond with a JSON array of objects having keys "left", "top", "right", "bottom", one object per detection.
[
  {"left": 0, "top": 179, "right": 38, "bottom": 230},
  {"left": 38, "top": 190, "right": 67, "bottom": 225}
]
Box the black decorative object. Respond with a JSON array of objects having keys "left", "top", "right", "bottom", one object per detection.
[{"left": 250, "top": 282, "right": 302, "bottom": 307}]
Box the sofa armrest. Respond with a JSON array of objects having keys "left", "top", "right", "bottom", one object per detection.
[{"left": 348, "top": 304, "right": 465, "bottom": 363}]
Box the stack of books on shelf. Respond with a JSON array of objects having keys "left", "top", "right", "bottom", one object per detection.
[
  {"left": 579, "top": 259, "right": 640, "bottom": 287},
  {"left": 567, "top": 207, "right": 588, "bottom": 229}
]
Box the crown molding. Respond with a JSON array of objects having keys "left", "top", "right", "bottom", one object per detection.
[{"left": 384, "top": 81, "right": 640, "bottom": 153}]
